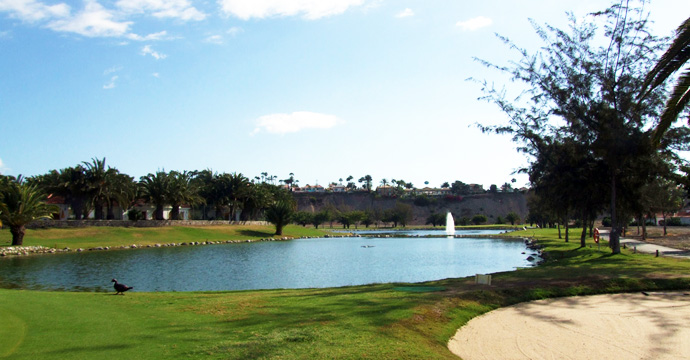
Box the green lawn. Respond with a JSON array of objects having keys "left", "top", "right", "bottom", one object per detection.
[
  {"left": 1, "top": 227, "right": 689, "bottom": 359},
  {"left": 0, "top": 225, "right": 331, "bottom": 249}
]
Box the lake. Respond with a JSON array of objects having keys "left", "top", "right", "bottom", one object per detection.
[{"left": 0, "top": 232, "right": 538, "bottom": 292}]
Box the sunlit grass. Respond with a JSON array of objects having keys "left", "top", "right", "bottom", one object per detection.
[
  {"left": 0, "top": 225, "right": 331, "bottom": 249},
  {"left": 1, "top": 227, "right": 689, "bottom": 359}
]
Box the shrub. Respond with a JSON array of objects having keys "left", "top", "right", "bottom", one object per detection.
[
  {"left": 660, "top": 218, "right": 683, "bottom": 226},
  {"left": 443, "top": 195, "right": 463, "bottom": 202},
  {"left": 601, "top": 217, "right": 612, "bottom": 227},
  {"left": 471, "top": 214, "right": 488, "bottom": 225},
  {"left": 127, "top": 209, "right": 144, "bottom": 221},
  {"left": 413, "top": 195, "right": 435, "bottom": 207}
]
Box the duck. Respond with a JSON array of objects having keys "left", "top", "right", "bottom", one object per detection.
[{"left": 112, "top": 279, "right": 133, "bottom": 295}]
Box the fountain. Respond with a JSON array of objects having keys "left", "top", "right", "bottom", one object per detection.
[{"left": 446, "top": 211, "right": 455, "bottom": 236}]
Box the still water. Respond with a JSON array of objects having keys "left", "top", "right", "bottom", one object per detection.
[{"left": 0, "top": 234, "right": 537, "bottom": 292}]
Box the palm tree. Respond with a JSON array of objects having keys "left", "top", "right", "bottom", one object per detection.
[
  {"left": 358, "top": 175, "right": 373, "bottom": 191},
  {"left": 167, "top": 171, "right": 203, "bottom": 220},
  {"left": 641, "top": 16, "right": 690, "bottom": 145},
  {"left": 227, "top": 173, "right": 250, "bottom": 221},
  {"left": 139, "top": 171, "right": 169, "bottom": 220},
  {"left": 83, "top": 157, "right": 110, "bottom": 219},
  {"left": 191, "top": 169, "right": 216, "bottom": 219},
  {"left": 0, "top": 179, "right": 57, "bottom": 245},
  {"left": 102, "top": 171, "right": 137, "bottom": 219},
  {"left": 264, "top": 199, "right": 295, "bottom": 235}
]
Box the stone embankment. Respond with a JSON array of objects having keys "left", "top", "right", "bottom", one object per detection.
[
  {"left": 0, "top": 234, "right": 354, "bottom": 257},
  {"left": 26, "top": 219, "right": 269, "bottom": 229}
]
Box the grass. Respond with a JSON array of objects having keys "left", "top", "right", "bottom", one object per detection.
[
  {"left": 0, "top": 225, "right": 330, "bottom": 249},
  {"left": 1, "top": 227, "right": 689, "bottom": 359}
]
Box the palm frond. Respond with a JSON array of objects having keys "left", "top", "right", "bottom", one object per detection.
[
  {"left": 641, "top": 16, "right": 690, "bottom": 95},
  {"left": 653, "top": 67, "right": 690, "bottom": 145}
]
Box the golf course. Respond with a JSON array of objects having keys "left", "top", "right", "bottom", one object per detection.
[{"left": 1, "top": 225, "right": 689, "bottom": 359}]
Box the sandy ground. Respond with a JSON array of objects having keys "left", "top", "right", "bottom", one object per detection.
[{"left": 448, "top": 292, "right": 690, "bottom": 360}]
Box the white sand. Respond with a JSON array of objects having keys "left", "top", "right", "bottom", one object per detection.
[{"left": 448, "top": 292, "right": 690, "bottom": 360}]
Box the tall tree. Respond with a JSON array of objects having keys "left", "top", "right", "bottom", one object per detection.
[
  {"left": 83, "top": 157, "right": 110, "bottom": 219},
  {"left": 0, "top": 178, "right": 57, "bottom": 246},
  {"left": 358, "top": 175, "right": 373, "bottom": 191},
  {"left": 139, "top": 171, "right": 169, "bottom": 220},
  {"left": 167, "top": 171, "right": 202, "bottom": 220},
  {"left": 105, "top": 172, "right": 137, "bottom": 219},
  {"left": 476, "top": 1, "right": 667, "bottom": 253}
]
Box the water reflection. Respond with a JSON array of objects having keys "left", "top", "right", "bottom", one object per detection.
[{"left": 0, "top": 233, "right": 538, "bottom": 292}]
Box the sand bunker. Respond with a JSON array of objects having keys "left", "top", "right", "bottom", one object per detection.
[{"left": 449, "top": 292, "right": 690, "bottom": 360}]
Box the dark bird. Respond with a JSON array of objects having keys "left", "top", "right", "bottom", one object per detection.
[{"left": 112, "top": 279, "right": 133, "bottom": 295}]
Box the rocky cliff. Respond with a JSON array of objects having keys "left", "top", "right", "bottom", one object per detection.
[{"left": 293, "top": 192, "right": 528, "bottom": 225}]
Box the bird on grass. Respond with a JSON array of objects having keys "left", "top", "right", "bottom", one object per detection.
[{"left": 112, "top": 279, "right": 133, "bottom": 295}]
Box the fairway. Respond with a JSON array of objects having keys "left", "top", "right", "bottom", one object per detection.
[{"left": 1, "top": 228, "right": 690, "bottom": 359}]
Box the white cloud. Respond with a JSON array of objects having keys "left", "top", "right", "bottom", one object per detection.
[
  {"left": 0, "top": 0, "right": 70, "bottom": 22},
  {"left": 141, "top": 44, "right": 166, "bottom": 59},
  {"left": 115, "top": 0, "right": 205, "bottom": 21},
  {"left": 152, "top": 72, "right": 159, "bottom": 78},
  {"left": 204, "top": 34, "right": 223, "bottom": 44},
  {"left": 103, "top": 65, "right": 122, "bottom": 75},
  {"left": 227, "top": 26, "right": 242, "bottom": 36},
  {"left": 0, "top": 157, "right": 4, "bottom": 174},
  {"left": 395, "top": 8, "right": 413, "bottom": 18},
  {"left": 47, "top": 0, "right": 132, "bottom": 37},
  {"left": 126, "top": 30, "right": 167, "bottom": 41},
  {"left": 456, "top": 16, "right": 493, "bottom": 31},
  {"left": 218, "top": 0, "right": 366, "bottom": 20},
  {"left": 103, "top": 75, "right": 118, "bottom": 89},
  {"left": 251, "top": 111, "right": 342, "bottom": 135}
]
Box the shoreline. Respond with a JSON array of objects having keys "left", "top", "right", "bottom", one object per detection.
[{"left": 0, "top": 234, "right": 355, "bottom": 257}]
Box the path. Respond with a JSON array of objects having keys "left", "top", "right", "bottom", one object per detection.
[{"left": 598, "top": 230, "right": 690, "bottom": 259}]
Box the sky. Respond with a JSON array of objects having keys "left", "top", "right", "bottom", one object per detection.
[{"left": 0, "top": 0, "right": 688, "bottom": 190}]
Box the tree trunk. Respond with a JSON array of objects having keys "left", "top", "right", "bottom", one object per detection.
[
  {"left": 275, "top": 223, "right": 283, "bottom": 235},
  {"left": 155, "top": 206, "right": 164, "bottom": 220},
  {"left": 557, "top": 223, "right": 562, "bottom": 239},
  {"left": 580, "top": 213, "right": 587, "bottom": 248},
  {"left": 107, "top": 204, "right": 115, "bottom": 220},
  {"left": 94, "top": 200, "right": 104, "bottom": 220},
  {"left": 10, "top": 225, "right": 25, "bottom": 246},
  {"left": 610, "top": 175, "right": 620, "bottom": 254},
  {"left": 663, "top": 214, "right": 667, "bottom": 236},
  {"left": 641, "top": 215, "right": 647, "bottom": 240},
  {"left": 71, "top": 200, "right": 84, "bottom": 220},
  {"left": 565, "top": 219, "right": 569, "bottom": 243},
  {"left": 171, "top": 205, "right": 180, "bottom": 220}
]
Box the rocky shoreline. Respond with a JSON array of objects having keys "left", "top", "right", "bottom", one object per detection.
[{"left": 0, "top": 234, "right": 355, "bottom": 257}]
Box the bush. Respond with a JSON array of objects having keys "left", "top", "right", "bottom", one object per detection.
[
  {"left": 495, "top": 216, "right": 504, "bottom": 225},
  {"left": 601, "top": 217, "right": 612, "bottom": 227},
  {"left": 660, "top": 218, "right": 683, "bottom": 226},
  {"left": 443, "top": 195, "right": 463, "bottom": 202},
  {"left": 413, "top": 195, "right": 435, "bottom": 207},
  {"left": 457, "top": 217, "right": 470, "bottom": 226},
  {"left": 629, "top": 219, "right": 657, "bottom": 226},
  {"left": 471, "top": 214, "right": 488, "bottom": 225},
  {"left": 127, "top": 209, "right": 144, "bottom": 221}
]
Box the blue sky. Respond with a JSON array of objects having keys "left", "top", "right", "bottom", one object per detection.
[{"left": 0, "top": 0, "right": 688, "bottom": 189}]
